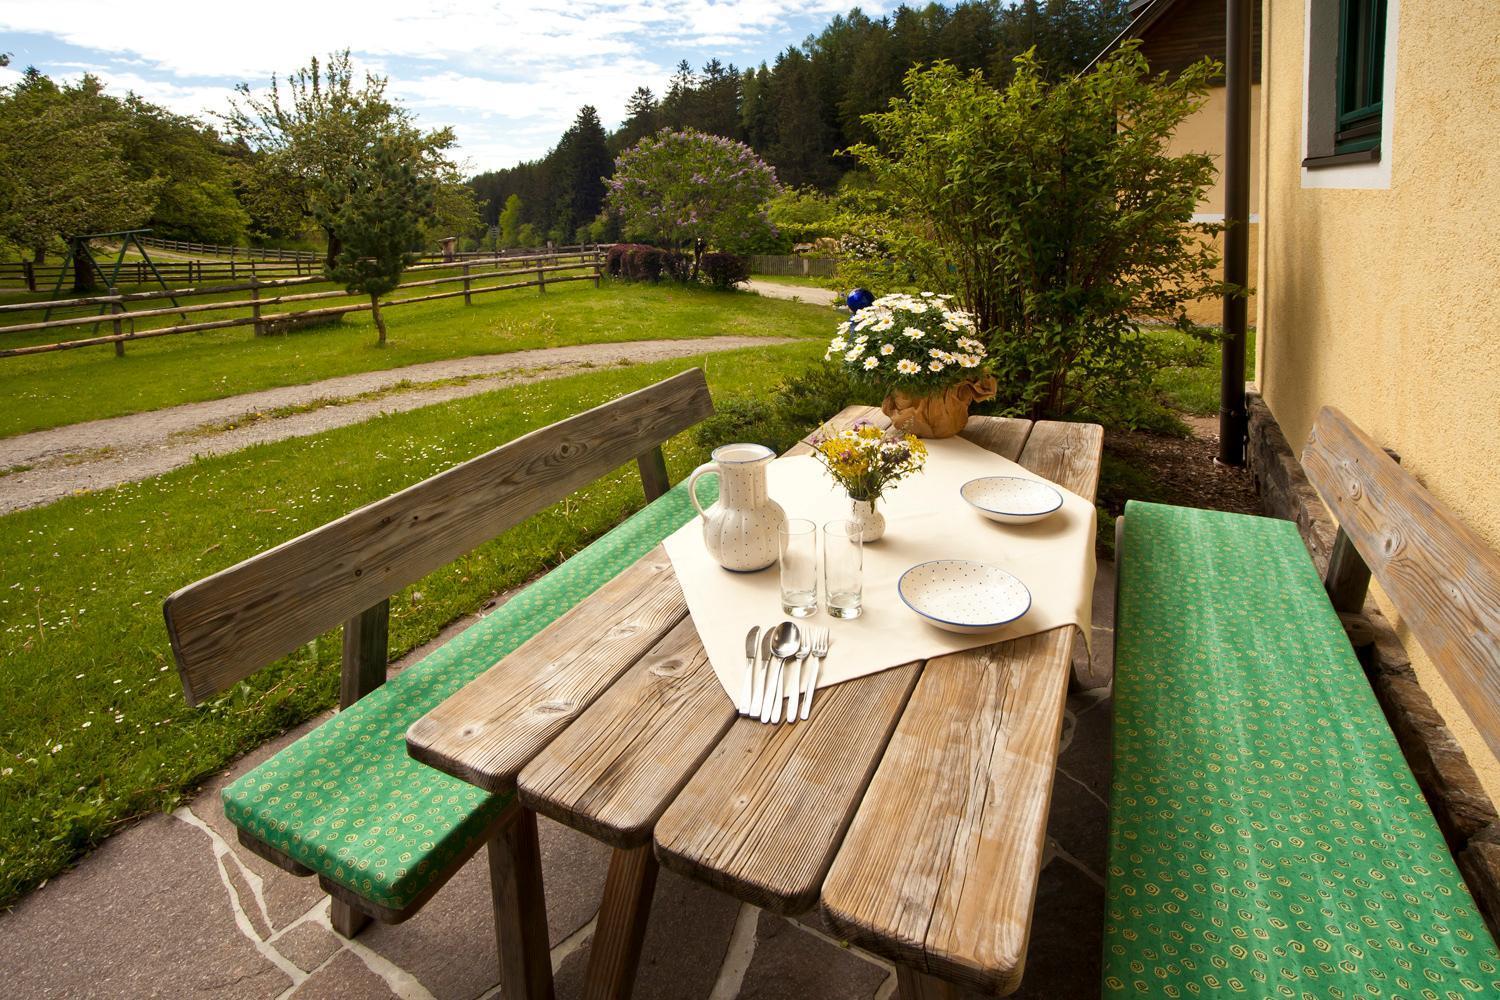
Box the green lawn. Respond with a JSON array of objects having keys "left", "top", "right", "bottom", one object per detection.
[
  {"left": 0, "top": 279, "right": 830, "bottom": 438},
  {"left": 1149, "top": 326, "right": 1258, "bottom": 416},
  {"left": 0, "top": 339, "right": 825, "bottom": 905},
  {"left": 753, "top": 273, "right": 841, "bottom": 291}
]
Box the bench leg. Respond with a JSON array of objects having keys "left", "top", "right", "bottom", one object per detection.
[
  {"left": 330, "top": 898, "right": 372, "bottom": 938},
  {"left": 895, "top": 966, "right": 959, "bottom": 999},
  {"left": 582, "top": 845, "right": 659, "bottom": 1000},
  {"left": 489, "top": 806, "right": 556, "bottom": 1000}
]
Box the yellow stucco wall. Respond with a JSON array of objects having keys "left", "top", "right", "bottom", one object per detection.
[
  {"left": 1258, "top": 0, "right": 1500, "bottom": 800},
  {"left": 1169, "top": 84, "right": 1262, "bottom": 325}
]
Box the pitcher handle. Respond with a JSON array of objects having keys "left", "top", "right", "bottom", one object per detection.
[{"left": 686, "top": 462, "right": 717, "bottom": 520}]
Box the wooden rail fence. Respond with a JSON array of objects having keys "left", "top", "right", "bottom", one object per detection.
[
  {"left": 0, "top": 249, "right": 604, "bottom": 359},
  {"left": 0, "top": 243, "right": 607, "bottom": 292},
  {"left": 749, "top": 255, "right": 837, "bottom": 278}
]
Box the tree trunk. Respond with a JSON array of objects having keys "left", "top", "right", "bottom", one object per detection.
[
  {"left": 72, "top": 246, "right": 96, "bottom": 293},
  {"left": 370, "top": 294, "right": 387, "bottom": 346},
  {"left": 32, "top": 246, "right": 46, "bottom": 264},
  {"left": 325, "top": 228, "right": 342, "bottom": 270}
]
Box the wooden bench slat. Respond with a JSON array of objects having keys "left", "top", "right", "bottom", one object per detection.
[
  {"left": 405, "top": 551, "right": 689, "bottom": 792},
  {"left": 1303, "top": 405, "right": 1500, "bottom": 758},
  {"left": 652, "top": 660, "right": 923, "bottom": 914},
  {"left": 164, "top": 368, "right": 713, "bottom": 705},
  {"left": 518, "top": 617, "right": 738, "bottom": 847},
  {"left": 819, "top": 418, "right": 1102, "bottom": 991}
]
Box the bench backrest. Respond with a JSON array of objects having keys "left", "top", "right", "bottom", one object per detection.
[
  {"left": 164, "top": 368, "right": 714, "bottom": 706},
  {"left": 1302, "top": 405, "right": 1500, "bottom": 758}
]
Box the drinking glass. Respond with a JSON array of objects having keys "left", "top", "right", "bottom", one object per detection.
[
  {"left": 823, "top": 519, "right": 863, "bottom": 619},
  {"left": 778, "top": 519, "right": 818, "bottom": 617}
]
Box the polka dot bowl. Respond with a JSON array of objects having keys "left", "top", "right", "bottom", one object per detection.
[
  {"left": 897, "top": 559, "right": 1032, "bottom": 635},
  {"left": 959, "top": 476, "right": 1064, "bottom": 525}
]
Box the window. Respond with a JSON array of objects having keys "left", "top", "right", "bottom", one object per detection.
[
  {"left": 1335, "top": 0, "right": 1387, "bottom": 154},
  {"left": 1303, "top": 0, "right": 1394, "bottom": 176}
]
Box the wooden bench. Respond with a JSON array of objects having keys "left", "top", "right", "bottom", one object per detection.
[
  {"left": 1106, "top": 406, "right": 1500, "bottom": 996},
  {"left": 162, "top": 369, "right": 715, "bottom": 998}
]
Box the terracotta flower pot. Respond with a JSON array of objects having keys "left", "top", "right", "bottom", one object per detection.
[{"left": 881, "top": 375, "right": 999, "bottom": 438}]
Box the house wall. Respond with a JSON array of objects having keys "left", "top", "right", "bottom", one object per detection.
[
  {"left": 1164, "top": 84, "right": 1262, "bottom": 324},
  {"left": 1257, "top": 0, "right": 1500, "bottom": 799}
]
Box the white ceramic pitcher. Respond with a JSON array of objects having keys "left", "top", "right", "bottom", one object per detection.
[{"left": 687, "top": 443, "right": 786, "bottom": 572}]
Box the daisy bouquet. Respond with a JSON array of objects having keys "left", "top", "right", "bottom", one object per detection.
[
  {"left": 809, "top": 422, "right": 927, "bottom": 502},
  {"left": 824, "top": 292, "right": 990, "bottom": 391}
]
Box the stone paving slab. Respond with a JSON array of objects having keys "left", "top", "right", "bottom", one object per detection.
[{"left": 1, "top": 564, "right": 1115, "bottom": 999}]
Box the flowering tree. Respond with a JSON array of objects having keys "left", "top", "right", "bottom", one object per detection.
[{"left": 605, "top": 128, "right": 779, "bottom": 277}]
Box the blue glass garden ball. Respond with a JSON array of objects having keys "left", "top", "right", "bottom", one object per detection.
[{"left": 846, "top": 288, "right": 875, "bottom": 312}]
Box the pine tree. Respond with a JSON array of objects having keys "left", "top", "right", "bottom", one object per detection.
[
  {"left": 550, "top": 105, "right": 612, "bottom": 239},
  {"left": 317, "top": 138, "right": 435, "bottom": 346}
]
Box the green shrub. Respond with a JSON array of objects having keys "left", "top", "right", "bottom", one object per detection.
[
  {"left": 700, "top": 252, "right": 751, "bottom": 289},
  {"left": 846, "top": 45, "right": 1231, "bottom": 419},
  {"left": 697, "top": 361, "right": 875, "bottom": 454}
]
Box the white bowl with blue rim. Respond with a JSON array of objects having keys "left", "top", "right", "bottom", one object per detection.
[
  {"left": 897, "top": 559, "right": 1032, "bottom": 635},
  {"left": 960, "top": 476, "right": 1064, "bottom": 525}
]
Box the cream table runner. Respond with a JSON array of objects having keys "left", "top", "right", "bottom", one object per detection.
[{"left": 663, "top": 434, "right": 1096, "bottom": 704}]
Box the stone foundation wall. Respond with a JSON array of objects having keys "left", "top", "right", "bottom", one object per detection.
[{"left": 1246, "top": 391, "right": 1500, "bottom": 936}]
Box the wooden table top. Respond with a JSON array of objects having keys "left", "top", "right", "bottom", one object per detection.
[{"left": 407, "top": 408, "right": 1103, "bottom": 994}]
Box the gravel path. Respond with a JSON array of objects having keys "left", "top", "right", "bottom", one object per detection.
[
  {"left": 0, "top": 336, "right": 796, "bottom": 515},
  {"left": 744, "top": 279, "right": 843, "bottom": 307}
]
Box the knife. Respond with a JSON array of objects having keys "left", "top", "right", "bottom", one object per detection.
[
  {"left": 749, "top": 627, "right": 774, "bottom": 717},
  {"left": 739, "top": 625, "right": 760, "bottom": 714}
]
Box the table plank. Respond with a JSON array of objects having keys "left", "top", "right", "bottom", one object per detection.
[
  {"left": 406, "top": 550, "right": 688, "bottom": 792},
  {"left": 819, "top": 417, "right": 1102, "bottom": 993},
  {"left": 653, "top": 661, "right": 922, "bottom": 914},
  {"left": 518, "top": 618, "right": 738, "bottom": 847}
]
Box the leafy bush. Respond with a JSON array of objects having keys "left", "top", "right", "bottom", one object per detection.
[
  {"left": 700, "top": 252, "right": 751, "bottom": 289},
  {"left": 847, "top": 45, "right": 1229, "bottom": 419},
  {"left": 605, "top": 242, "right": 690, "bottom": 283},
  {"left": 697, "top": 362, "right": 875, "bottom": 454}
]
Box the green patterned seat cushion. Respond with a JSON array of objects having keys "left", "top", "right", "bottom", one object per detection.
[
  {"left": 222, "top": 478, "right": 707, "bottom": 913},
  {"left": 1105, "top": 501, "right": 1500, "bottom": 997}
]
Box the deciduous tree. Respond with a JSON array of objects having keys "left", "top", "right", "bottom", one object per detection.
[{"left": 605, "top": 128, "right": 779, "bottom": 277}]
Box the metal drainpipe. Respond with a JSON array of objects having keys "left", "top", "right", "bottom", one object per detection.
[{"left": 1219, "top": 0, "right": 1253, "bottom": 466}]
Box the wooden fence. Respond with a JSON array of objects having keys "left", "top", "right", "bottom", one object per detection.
[
  {"left": 135, "top": 236, "right": 321, "bottom": 262},
  {"left": 749, "top": 255, "right": 837, "bottom": 278},
  {"left": 0, "top": 243, "right": 606, "bottom": 292},
  {"left": 0, "top": 249, "right": 604, "bottom": 359}
]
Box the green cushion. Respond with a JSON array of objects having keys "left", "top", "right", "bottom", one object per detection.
[
  {"left": 222, "top": 479, "right": 706, "bottom": 912},
  {"left": 1105, "top": 501, "right": 1500, "bottom": 997}
]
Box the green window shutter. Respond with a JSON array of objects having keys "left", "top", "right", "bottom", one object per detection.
[{"left": 1335, "top": 0, "right": 1387, "bottom": 153}]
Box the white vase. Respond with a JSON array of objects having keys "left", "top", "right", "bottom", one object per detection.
[
  {"left": 687, "top": 443, "right": 786, "bottom": 572},
  {"left": 850, "top": 497, "right": 885, "bottom": 542}
]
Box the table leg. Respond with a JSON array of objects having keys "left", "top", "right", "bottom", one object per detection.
[
  {"left": 583, "top": 845, "right": 660, "bottom": 1000},
  {"left": 489, "top": 806, "right": 556, "bottom": 1000},
  {"left": 895, "top": 965, "right": 960, "bottom": 1000}
]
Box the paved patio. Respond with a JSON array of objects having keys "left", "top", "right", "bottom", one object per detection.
[{"left": 0, "top": 563, "right": 1115, "bottom": 1000}]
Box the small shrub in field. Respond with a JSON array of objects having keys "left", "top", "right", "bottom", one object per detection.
[
  {"left": 696, "top": 362, "right": 874, "bottom": 454},
  {"left": 701, "top": 252, "right": 751, "bottom": 289}
]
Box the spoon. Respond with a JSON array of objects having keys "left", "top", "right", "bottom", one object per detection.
[{"left": 761, "top": 621, "right": 801, "bottom": 724}]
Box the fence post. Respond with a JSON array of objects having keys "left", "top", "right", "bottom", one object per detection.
[
  {"left": 109, "top": 286, "right": 125, "bottom": 357},
  {"left": 23, "top": 260, "right": 35, "bottom": 292},
  {"left": 463, "top": 262, "right": 472, "bottom": 306},
  {"left": 250, "top": 264, "right": 265, "bottom": 336},
  {"left": 537, "top": 258, "right": 545, "bottom": 294},
  {"left": 230, "top": 247, "right": 237, "bottom": 280},
  {"left": 593, "top": 252, "right": 601, "bottom": 289}
]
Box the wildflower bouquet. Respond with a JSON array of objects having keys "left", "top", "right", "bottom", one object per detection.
[
  {"left": 824, "top": 292, "right": 989, "bottom": 392},
  {"left": 809, "top": 422, "right": 928, "bottom": 503}
]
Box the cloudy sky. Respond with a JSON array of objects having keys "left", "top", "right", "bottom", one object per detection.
[{"left": 0, "top": 0, "right": 878, "bottom": 173}]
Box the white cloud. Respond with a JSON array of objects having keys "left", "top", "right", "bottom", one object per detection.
[{"left": 2, "top": 0, "right": 885, "bottom": 167}]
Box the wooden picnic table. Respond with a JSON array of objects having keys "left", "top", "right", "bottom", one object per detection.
[{"left": 406, "top": 406, "right": 1103, "bottom": 999}]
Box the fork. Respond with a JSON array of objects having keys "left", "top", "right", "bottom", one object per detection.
[
  {"left": 800, "top": 628, "right": 830, "bottom": 721},
  {"left": 784, "top": 634, "right": 812, "bottom": 724}
]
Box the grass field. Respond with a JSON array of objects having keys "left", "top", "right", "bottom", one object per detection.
[
  {"left": 0, "top": 278, "right": 831, "bottom": 438},
  {"left": 0, "top": 339, "right": 825, "bottom": 905},
  {"left": 1149, "top": 326, "right": 1257, "bottom": 416}
]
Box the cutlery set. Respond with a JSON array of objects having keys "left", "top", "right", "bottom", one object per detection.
[{"left": 739, "top": 622, "right": 831, "bottom": 723}]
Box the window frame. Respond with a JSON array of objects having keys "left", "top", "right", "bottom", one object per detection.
[{"left": 1334, "top": 0, "right": 1387, "bottom": 155}]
